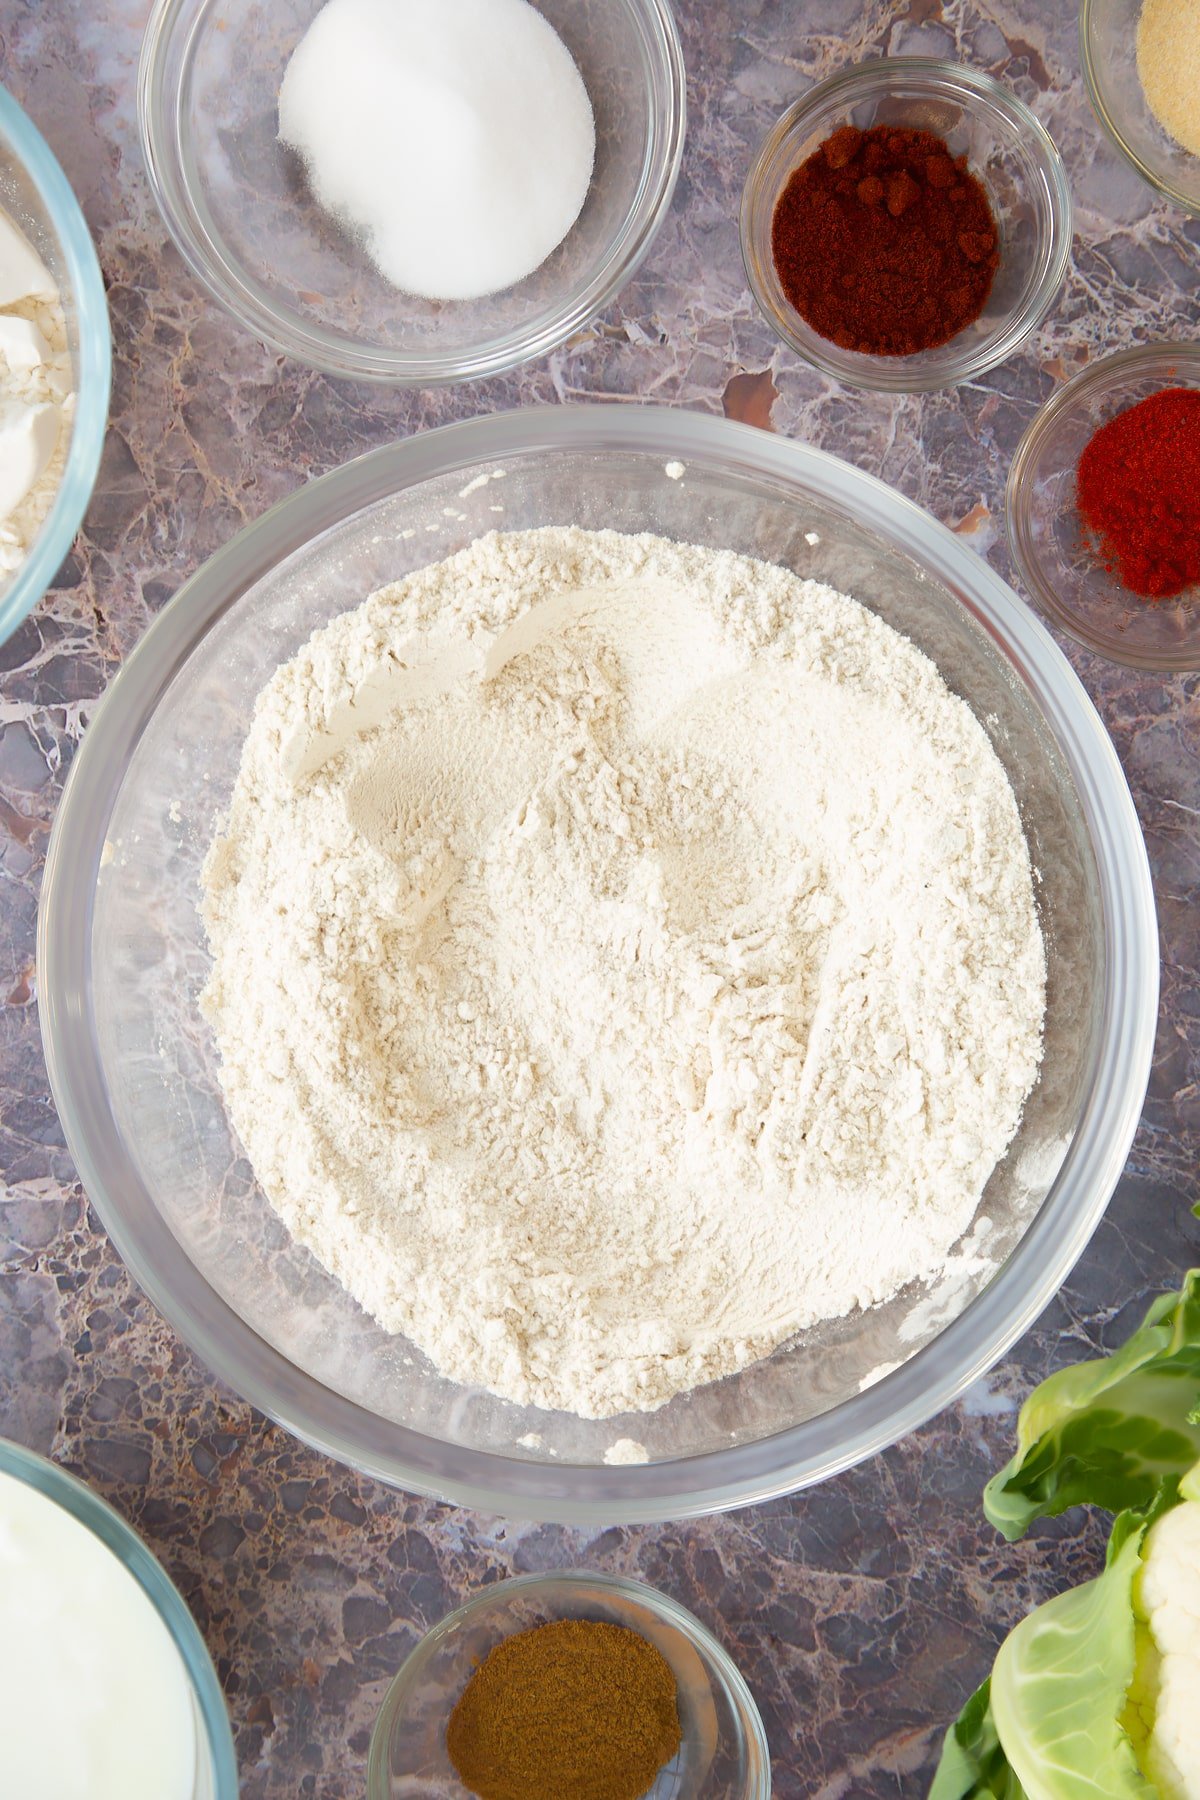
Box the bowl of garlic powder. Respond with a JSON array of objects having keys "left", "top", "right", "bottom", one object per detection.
[
  {"left": 1082, "top": 0, "right": 1200, "bottom": 217},
  {"left": 0, "top": 83, "right": 110, "bottom": 648},
  {"left": 38, "top": 407, "right": 1158, "bottom": 1523}
]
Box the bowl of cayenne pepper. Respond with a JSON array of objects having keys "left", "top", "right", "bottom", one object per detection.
[
  {"left": 1007, "top": 343, "right": 1200, "bottom": 670},
  {"left": 740, "top": 59, "right": 1072, "bottom": 394}
]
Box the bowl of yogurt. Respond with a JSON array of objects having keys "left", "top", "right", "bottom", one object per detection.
[
  {"left": 0, "top": 83, "right": 111, "bottom": 648},
  {"left": 0, "top": 1436, "right": 237, "bottom": 1800}
]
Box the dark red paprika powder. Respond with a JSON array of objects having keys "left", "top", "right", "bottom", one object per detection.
[
  {"left": 1075, "top": 387, "right": 1200, "bottom": 601},
  {"left": 770, "top": 124, "right": 1000, "bottom": 356}
]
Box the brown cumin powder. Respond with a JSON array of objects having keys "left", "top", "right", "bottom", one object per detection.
[{"left": 445, "top": 1617, "right": 683, "bottom": 1800}]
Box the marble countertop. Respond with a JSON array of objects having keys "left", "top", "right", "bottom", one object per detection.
[{"left": 2, "top": 2, "right": 1199, "bottom": 1795}]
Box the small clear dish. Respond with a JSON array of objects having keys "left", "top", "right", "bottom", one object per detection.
[
  {"left": 1081, "top": 0, "right": 1200, "bottom": 218},
  {"left": 137, "top": 0, "right": 685, "bottom": 385},
  {"left": 1006, "top": 343, "right": 1200, "bottom": 670},
  {"left": 366, "top": 1570, "right": 771, "bottom": 1800},
  {"left": 740, "top": 58, "right": 1072, "bottom": 394},
  {"left": 0, "top": 1436, "right": 237, "bottom": 1799},
  {"left": 0, "top": 83, "right": 111, "bottom": 647}
]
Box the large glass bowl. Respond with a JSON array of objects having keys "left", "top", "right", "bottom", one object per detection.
[
  {"left": 367, "top": 1571, "right": 770, "bottom": 1799},
  {"left": 38, "top": 407, "right": 1157, "bottom": 1523},
  {"left": 0, "top": 84, "right": 111, "bottom": 646},
  {"left": 0, "top": 1436, "right": 237, "bottom": 1798},
  {"left": 137, "top": 0, "right": 685, "bottom": 384},
  {"left": 740, "top": 60, "right": 1072, "bottom": 394},
  {"left": 1081, "top": 0, "right": 1200, "bottom": 218}
]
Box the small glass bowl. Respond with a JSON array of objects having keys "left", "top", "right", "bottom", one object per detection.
[
  {"left": 0, "top": 1436, "right": 238, "bottom": 1799},
  {"left": 1006, "top": 343, "right": 1200, "bottom": 670},
  {"left": 366, "top": 1571, "right": 771, "bottom": 1800},
  {"left": 1081, "top": 0, "right": 1200, "bottom": 218},
  {"left": 0, "top": 83, "right": 111, "bottom": 647},
  {"left": 137, "top": 0, "right": 685, "bottom": 385},
  {"left": 740, "top": 58, "right": 1072, "bottom": 394}
]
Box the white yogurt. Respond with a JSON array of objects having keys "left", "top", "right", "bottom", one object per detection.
[{"left": 0, "top": 1467, "right": 197, "bottom": 1800}]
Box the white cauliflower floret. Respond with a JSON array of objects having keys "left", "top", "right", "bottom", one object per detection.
[{"left": 1133, "top": 1499, "right": 1200, "bottom": 1800}]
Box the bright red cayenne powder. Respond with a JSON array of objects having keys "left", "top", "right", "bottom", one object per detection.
[{"left": 1076, "top": 388, "right": 1200, "bottom": 600}]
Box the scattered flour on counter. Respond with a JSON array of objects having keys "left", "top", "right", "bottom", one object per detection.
[{"left": 200, "top": 527, "right": 1046, "bottom": 1420}]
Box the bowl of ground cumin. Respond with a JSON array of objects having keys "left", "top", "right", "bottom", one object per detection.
[
  {"left": 366, "top": 1570, "right": 770, "bottom": 1799},
  {"left": 740, "top": 59, "right": 1072, "bottom": 393}
]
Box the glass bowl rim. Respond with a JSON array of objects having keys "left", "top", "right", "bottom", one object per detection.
[
  {"left": 1079, "top": 0, "right": 1200, "bottom": 219},
  {"left": 365, "top": 1568, "right": 772, "bottom": 1800},
  {"left": 738, "top": 55, "right": 1074, "bottom": 395},
  {"left": 37, "top": 403, "right": 1158, "bottom": 1524},
  {"left": 0, "top": 1435, "right": 238, "bottom": 1796},
  {"left": 1006, "top": 341, "right": 1200, "bottom": 670},
  {"left": 135, "top": 0, "right": 687, "bottom": 385},
  {"left": 0, "top": 81, "right": 112, "bottom": 648}
]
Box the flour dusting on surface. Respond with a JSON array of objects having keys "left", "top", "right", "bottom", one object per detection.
[{"left": 200, "top": 527, "right": 1045, "bottom": 1420}]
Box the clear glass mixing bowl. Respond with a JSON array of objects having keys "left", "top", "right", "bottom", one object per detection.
[
  {"left": 38, "top": 407, "right": 1158, "bottom": 1523},
  {"left": 137, "top": 0, "right": 685, "bottom": 383}
]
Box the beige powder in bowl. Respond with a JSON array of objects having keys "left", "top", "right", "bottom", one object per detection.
[
  {"left": 1137, "top": 0, "right": 1200, "bottom": 157},
  {"left": 199, "top": 527, "right": 1046, "bottom": 1421}
]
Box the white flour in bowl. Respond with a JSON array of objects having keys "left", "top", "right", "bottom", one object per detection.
[{"left": 200, "top": 527, "right": 1045, "bottom": 1420}]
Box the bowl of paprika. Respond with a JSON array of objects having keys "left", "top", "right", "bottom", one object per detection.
[
  {"left": 366, "top": 1569, "right": 771, "bottom": 1800},
  {"left": 1006, "top": 343, "right": 1200, "bottom": 670},
  {"left": 740, "top": 59, "right": 1072, "bottom": 394}
]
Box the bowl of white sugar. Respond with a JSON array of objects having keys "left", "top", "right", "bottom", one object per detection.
[
  {"left": 0, "top": 1436, "right": 237, "bottom": 1798},
  {"left": 0, "top": 84, "right": 110, "bottom": 648},
  {"left": 39, "top": 406, "right": 1158, "bottom": 1523},
  {"left": 137, "top": 0, "right": 685, "bottom": 383}
]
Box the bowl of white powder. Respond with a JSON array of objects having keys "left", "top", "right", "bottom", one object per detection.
[
  {"left": 39, "top": 407, "right": 1158, "bottom": 1522},
  {"left": 0, "top": 85, "right": 110, "bottom": 647},
  {"left": 137, "top": 0, "right": 685, "bottom": 383},
  {"left": 0, "top": 1436, "right": 238, "bottom": 1797}
]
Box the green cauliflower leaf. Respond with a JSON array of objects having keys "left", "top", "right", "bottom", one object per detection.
[
  {"left": 984, "top": 1271, "right": 1200, "bottom": 1541},
  {"left": 930, "top": 1278, "right": 1200, "bottom": 1800},
  {"left": 929, "top": 1680, "right": 1029, "bottom": 1800},
  {"left": 987, "top": 1514, "right": 1158, "bottom": 1800}
]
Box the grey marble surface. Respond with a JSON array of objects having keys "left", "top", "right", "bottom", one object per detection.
[{"left": 1, "top": 1, "right": 1199, "bottom": 1795}]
